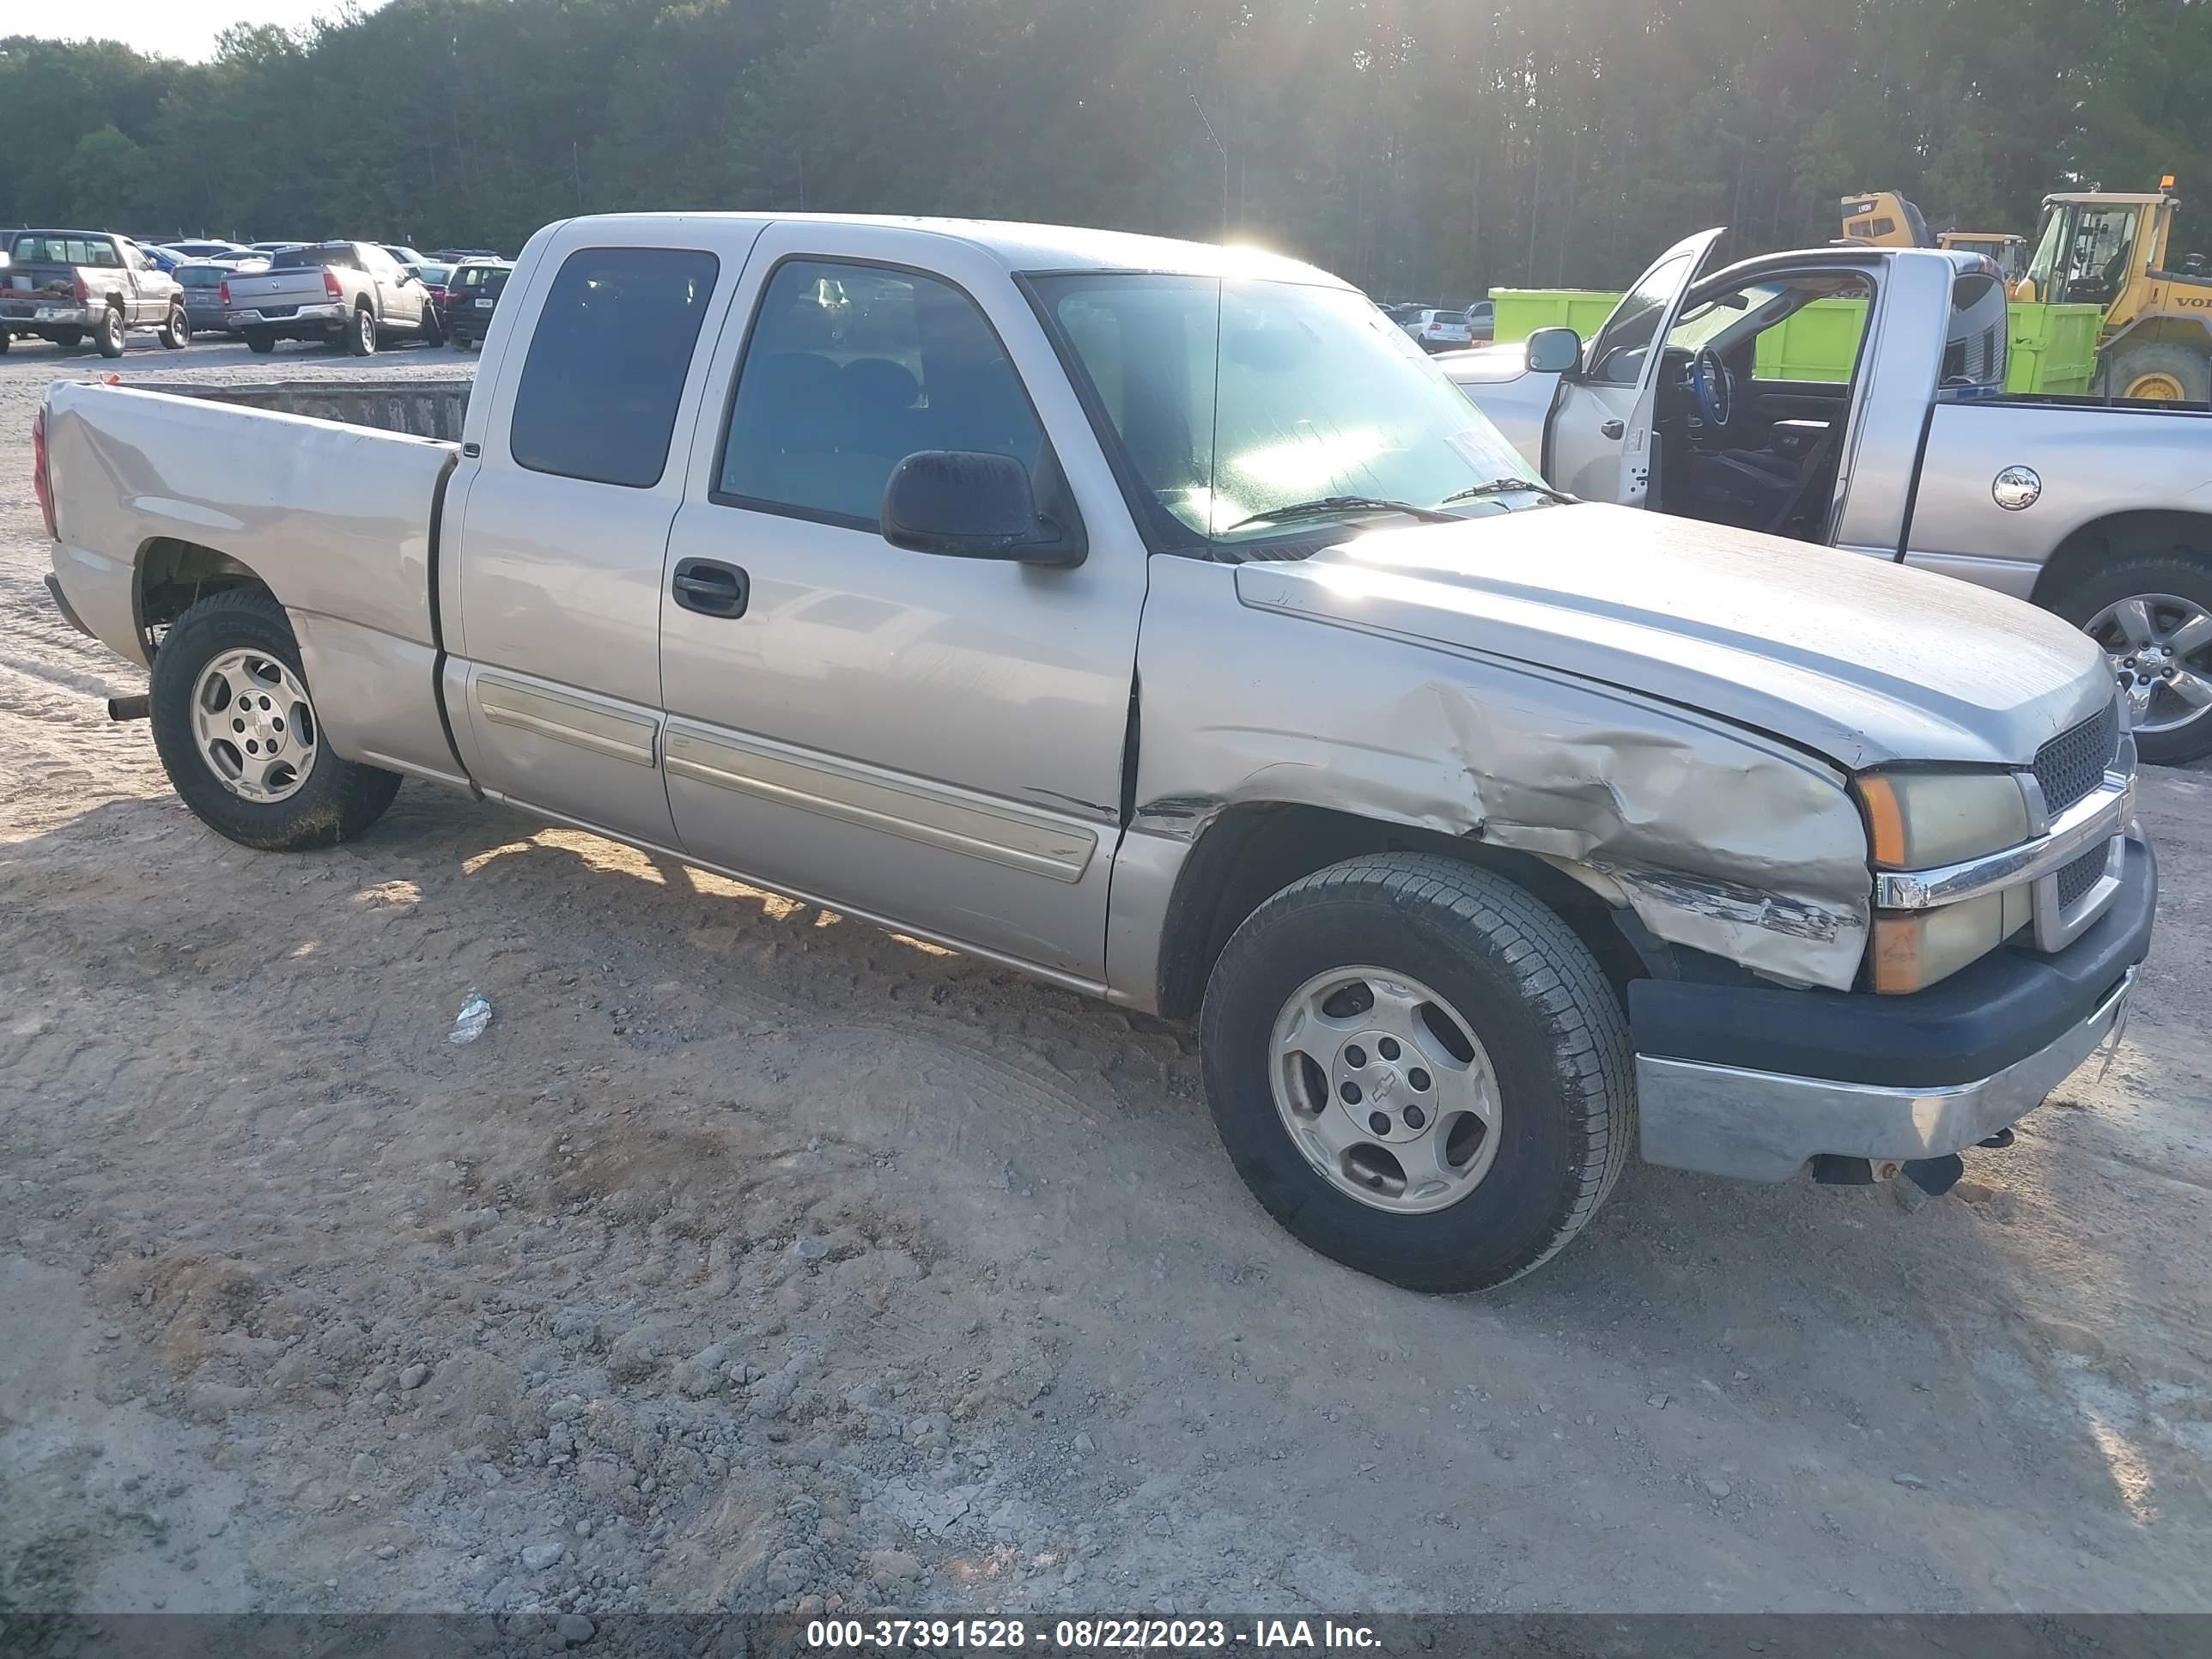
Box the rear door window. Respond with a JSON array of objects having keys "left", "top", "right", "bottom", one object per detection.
[{"left": 507, "top": 246, "right": 721, "bottom": 489}]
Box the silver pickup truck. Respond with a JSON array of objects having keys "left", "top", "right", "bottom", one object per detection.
[
  {"left": 1, "top": 228, "right": 190, "bottom": 356},
  {"left": 1446, "top": 232, "right": 2212, "bottom": 763},
  {"left": 222, "top": 240, "right": 441, "bottom": 356},
  {"left": 36, "top": 213, "right": 2154, "bottom": 1293}
]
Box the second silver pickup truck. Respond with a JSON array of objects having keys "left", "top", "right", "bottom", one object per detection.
[
  {"left": 37, "top": 213, "right": 2154, "bottom": 1293},
  {"left": 1447, "top": 233, "right": 2212, "bottom": 763},
  {"left": 222, "top": 240, "right": 442, "bottom": 356}
]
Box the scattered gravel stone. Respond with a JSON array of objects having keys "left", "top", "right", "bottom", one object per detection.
[
  {"left": 521, "top": 1541, "right": 567, "bottom": 1571},
  {"left": 1892, "top": 1472, "right": 1926, "bottom": 1489},
  {"left": 1073, "top": 1431, "right": 1096, "bottom": 1455},
  {"left": 1703, "top": 1479, "right": 1732, "bottom": 1499},
  {"left": 398, "top": 1364, "right": 429, "bottom": 1390},
  {"left": 556, "top": 1613, "right": 597, "bottom": 1646},
  {"left": 867, "top": 1549, "right": 921, "bottom": 1583},
  {"left": 794, "top": 1236, "right": 831, "bottom": 1261}
]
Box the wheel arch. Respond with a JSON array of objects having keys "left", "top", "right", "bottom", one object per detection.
[
  {"left": 2103, "top": 313, "right": 2212, "bottom": 358},
  {"left": 2030, "top": 508, "right": 2212, "bottom": 609},
  {"left": 137, "top": 537, "right": 275, "bottom": 659},
  {"left": 1150, "top": 801, "right": 1649, "bottom": 1021}
]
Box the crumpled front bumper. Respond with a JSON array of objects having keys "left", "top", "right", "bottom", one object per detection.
[{"left": 1632, "top": 834, "right": 2155, "bottom": 1182}]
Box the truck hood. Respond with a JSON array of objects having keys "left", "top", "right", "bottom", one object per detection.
[{"left": 1235, "top": 502, "right": 2110, "bottom": 771}]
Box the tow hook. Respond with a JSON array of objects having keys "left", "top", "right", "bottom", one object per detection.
[{"left": 107, "top": 693, "right": 151, "bottom": 722}]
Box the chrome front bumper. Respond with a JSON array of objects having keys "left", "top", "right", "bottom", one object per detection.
[
  {"left": 1637, "top": 966, "right": 2135, "bottom": 1182},
  {"left": 226, "top": 302, "right": 348, "bottom": 329}
]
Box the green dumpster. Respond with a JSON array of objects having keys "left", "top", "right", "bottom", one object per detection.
[{"left": 1488, "top": 288, "right": 2102, "bottom": 395}]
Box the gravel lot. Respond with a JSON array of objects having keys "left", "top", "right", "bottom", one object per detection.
[{"left": 3, "top": 334, "right": 2209, "bottom": 1622}]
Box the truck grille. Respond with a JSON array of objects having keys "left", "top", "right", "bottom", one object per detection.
[
  {"left": 2033, "top": 702, "right": 2118, "bottom": 816},
  {"left": 2056, "top": 848, "right": 2107, "bottom": 911}
]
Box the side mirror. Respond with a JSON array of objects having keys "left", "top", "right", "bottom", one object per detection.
[
  {"left": 881, "top": 451, "right": 1085, "bottom": 567},
  {"left": 1525, "top": 326, "right": 1583, "bottom": 375}
]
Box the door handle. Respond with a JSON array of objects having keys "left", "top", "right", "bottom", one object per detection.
[
  {"left": 672, "top": 558, "right": 750, "bottom": 619},
  {"left": 1601, "top": 419, "right": 1626, "bottom": 440}
]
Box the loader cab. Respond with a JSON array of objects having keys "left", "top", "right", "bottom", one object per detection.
[
  {"left": 1939, "top": 233, "right": 2027, "bottom": 284},
  {"left": 2017, "top": 191, "right": 2168, "bottom": 310}
]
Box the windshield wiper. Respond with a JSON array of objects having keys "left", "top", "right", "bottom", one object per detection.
[
  {"left": 1439, "top": 477, "right": 1578, "bottom": 507},
  {"left": 1224, "top": 495, "right": 1463, "bottom": 533}
]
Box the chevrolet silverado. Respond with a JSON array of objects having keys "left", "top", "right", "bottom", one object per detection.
[{"left": 35, "top": 214, "right": 2154, "bottom": 1291}]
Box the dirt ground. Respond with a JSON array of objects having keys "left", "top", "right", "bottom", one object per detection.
[{"left": 2, "top": 334, "right": 2209, "bottom": 1624}]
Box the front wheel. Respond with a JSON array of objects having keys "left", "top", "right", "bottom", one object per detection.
[
  {"left": 2054, "top": 554, "right": 2212, "bottom": 764},
  {"left": 96, "top": 306, "right": 126, "bottom": 358},
  {"left": 1200, "top": 854, "right": 1635, "bottom": 1293},
  {"left": 159, "top": 304, "right": 191, "bottom": 349},
  {"left": 149, "top": 588, "right": 402, "bottom": 851},
  {"left": 2108, "top": 341, "right": 2211, "bottom": 404},
  {"left": 418, "top": 305, "right": 444, "bottom": 347}
]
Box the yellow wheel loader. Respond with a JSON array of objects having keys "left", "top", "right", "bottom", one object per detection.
[{"left": 2013, "top": 177, "right": 2212, "bottom": 402}]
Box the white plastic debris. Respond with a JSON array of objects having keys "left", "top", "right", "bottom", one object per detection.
[{"left": 449, "top": 992, "right": 493, "bottom": 1045}]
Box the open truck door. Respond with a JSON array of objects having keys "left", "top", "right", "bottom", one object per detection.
[{"left": 1545, "top": 228, "right": 1723, "bottom": 505}]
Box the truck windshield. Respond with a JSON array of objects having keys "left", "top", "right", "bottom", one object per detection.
[{"left": 1032, "top": 273, "right": 1540, "bottom": 549}]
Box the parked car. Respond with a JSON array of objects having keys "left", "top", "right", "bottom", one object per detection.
[
  {"left": 1407, "top": 307, "right": 1476, "bottom": 351},
  {"left": 441, "top": 257, "right": 513, "bottom": 349},
  {"left": 38, "top": 213, "right": 2150, "bottom": 1294},
  {"left": 222, "top": 240, "right": 442, "bottom": 355},
  {"left": 1, "top": 228, "right": 189, "bottom": 356},
  {"left": 1464, "top": 300, "right": 1496, "bottom": 342},
  {"left": 429, "top": 246, "right": 501, "bottom": 262},
  {"left": 164, "top": 240, "right": 249, "bottom": 261},
  {"left": 1443, "top": 231, "right": 2212, "bottom": 763},
  {"left": 246, "top": 241, "right": 302, "bottom": 254},
  {"left": 174, "top": 257, "right": 268, "bottom": 337},
  {"left": 413, "top": 260, "right": 457, "bottom": 308}
]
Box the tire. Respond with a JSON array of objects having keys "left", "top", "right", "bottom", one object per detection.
[
  {"left": 2051, "top": 552, "right": 2212, "bottom": 765},
  {"left": 149, "top": 588, "right": 402, "bottom": 851},
  {"left": 449, "top": 332, "right": 472, "bottom": 350},
  {"left": 2107, "top": 341, "right": 2212, "bottom": 404},
  {"left": 347, "top": 305, "right": 378, "bottom": 357},
  {"left": 159, "top": 304, "right": 191, "bottom": 349},
  {"left": 96, "top": 306, "right": 126, "bottom": 358},
  {"left": 1200, "top": 854, "right": 1635, "bottom": 1293},
  {"left": 52, "top": 326, "right": 82, "bottom": 350},
  {"left": 0, "top": 330, "right": 9, "bottom": 354},
  {"left": 418, "top": 305, "right": 444, "bottom": 347},
  {"left": 244, "top": 328, "right": 276, "bottom": 355}
]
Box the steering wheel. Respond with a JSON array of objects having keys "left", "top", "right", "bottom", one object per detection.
[{"left": 1692, "top": 346, "right": 1733, "bottom": 428}]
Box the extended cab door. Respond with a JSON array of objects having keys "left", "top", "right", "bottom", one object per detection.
[
  {"left": 441, "top": 220, "right": 765, "bottom": 844},
  {"left": 654, "top": 223, "right": 1146, "bottom": 983},
  {"left": 1545, "top": 228, "right": 1723, "bottom": 503}
]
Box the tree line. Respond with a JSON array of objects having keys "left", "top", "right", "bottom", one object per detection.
[{"left": 6, "top": 0, "right": 2209, "bottom": 301}]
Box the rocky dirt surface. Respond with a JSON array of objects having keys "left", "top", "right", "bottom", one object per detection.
[{"left": 2, "top": 338, "right": 2209, "bottom": 1625}]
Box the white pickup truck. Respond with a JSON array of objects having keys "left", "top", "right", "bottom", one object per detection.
[{"left": 36, "top": 214, "right": 2154, "bottom": 1292}]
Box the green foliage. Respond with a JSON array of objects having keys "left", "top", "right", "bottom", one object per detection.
[{"left": 4, "top": 0, "right": 2207, "bottom": 293}]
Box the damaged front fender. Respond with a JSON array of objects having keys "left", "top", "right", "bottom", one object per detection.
[{"left": 1125, "top": 559, "right": 1872, "bottom": 992}]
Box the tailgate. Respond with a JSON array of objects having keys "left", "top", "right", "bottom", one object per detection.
[{"left": 224, "top": 270, "right": 328, "bottom": 310}]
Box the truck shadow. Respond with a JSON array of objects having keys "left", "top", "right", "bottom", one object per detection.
[{"left": 5, "top": 781, "right": 2206, "bottom": 1603}]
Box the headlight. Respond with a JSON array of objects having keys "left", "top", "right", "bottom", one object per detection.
[
  {"left": 1853, "top": 771, "right": 2028, "bottom": 869},
  {"left": 1855, "top": 770, "right": 2034, "bottom": 994}
]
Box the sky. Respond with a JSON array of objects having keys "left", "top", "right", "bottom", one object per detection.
[{"left": 22, "top": 0, "right": 394, "bottom": 63}]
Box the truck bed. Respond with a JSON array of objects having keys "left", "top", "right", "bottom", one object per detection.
[{"left": 132, "top": 377, "right": 474, "bottom": 441}]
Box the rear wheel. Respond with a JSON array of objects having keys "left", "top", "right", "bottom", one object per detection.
[
  {"left": 2054, "top": 554, "right": 2212, "bottom": 764},
  {"left": 244, "top": 328, "right": 276, "bottom": 355},
  {"left": 96, "top": 306, "right": 126, "bottom": 358},
  {"left": 2109, "top": 341, "right": 2212, "bottom": 404},
  {"left": 149, "top": 588, "right": 402, "bottom": 851},
  {"left": 0, "top": 330, "right": 9, "bottom": 355},
  {"left": 158, "top": 303, "right": 191, "bottom": 349},
  {"left": 1200, "top": 854, "right": 1634, "bottom": 1293},
  {"left": 346, "top": 305, "right": 378, "bottom": 356}
]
